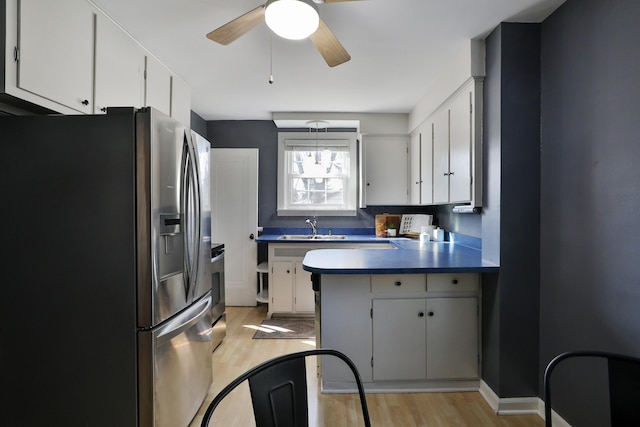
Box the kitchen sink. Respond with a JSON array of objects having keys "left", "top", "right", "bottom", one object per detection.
[{"left": 277, "top": 234, "right": 348, "bottom": 240}]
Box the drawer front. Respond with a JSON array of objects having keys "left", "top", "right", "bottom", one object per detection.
[
  {"left": 371, "top": 274, "right": 426, "bottom": 293},
  {"left": 427, "top": 274, "right": 479, "bottom": 292}
]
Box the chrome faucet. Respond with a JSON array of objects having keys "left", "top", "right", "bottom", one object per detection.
[{"left": 305, "top": 216, "right": 318, "bottom": 237}]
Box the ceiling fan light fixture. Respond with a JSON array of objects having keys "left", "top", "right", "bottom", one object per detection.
[{"left": 265, "top": 0, "right": 319, "bottom": 40}]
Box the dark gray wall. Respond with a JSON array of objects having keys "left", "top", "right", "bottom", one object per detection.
[
  {"left": 190, "top": 111, "right": 207, "bottom": 137},
  {"left": 481, "top": 23, "right": 541, "bottom": 398},
  {"left": 206, "top": 120, "right": 482, "bottom": 234},
  {"left": 539, "top": 0, "right": 640, "bottom": 424}
]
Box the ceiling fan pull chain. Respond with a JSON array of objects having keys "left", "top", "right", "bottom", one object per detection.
[{"left": 268, "top": 35, "right": 274, "bottom": 84}]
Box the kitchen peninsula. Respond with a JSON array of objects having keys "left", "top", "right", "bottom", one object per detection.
[{"left": 301, "top": 236, "right": 498, "bottom": 393}]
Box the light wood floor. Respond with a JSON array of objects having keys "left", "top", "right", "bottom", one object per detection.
[{"left": 191, "top": 305, "right": 544, "bottom": 427}]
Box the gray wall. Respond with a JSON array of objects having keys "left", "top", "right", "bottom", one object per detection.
[
  {"left": 190, "top": 111, "right": 207, "bottom": 137},
  {"left": 481, "top": 23, "right": 542, "bottom": 398},
  {"left": 539, "top": 0, "right": 640, "bottom": 424}
]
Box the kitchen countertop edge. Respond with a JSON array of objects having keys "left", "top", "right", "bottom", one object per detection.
[{"left": 257, "top": 233, "right": 498, "bottom": 274}]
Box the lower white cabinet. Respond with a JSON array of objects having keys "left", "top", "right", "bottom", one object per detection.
[
  {"left": 425, "top": 297, "right": 478, "bottom": 379},
  {"left": 268, "top": 242, "right": 393, "bottom": 318},
  {"left": 294, "top": 261, "right": 315, "bottom": 312},
  {"left": 321, "top": 272, "right": 480, "bottom": 391},
  {"left": 372, "top": 298, "right": 427, "bottom": 381},
  {"left": 270, "top": 260, "right": 313, "bottom": 314}
]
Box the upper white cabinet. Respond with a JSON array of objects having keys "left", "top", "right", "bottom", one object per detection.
[
  {"left": 94, "top": 13, "right": 144, "bottom": 114},
  {"left": 432, "top": 106, "right": 452, "bottom": 203},
  {"left": 170, "top": 73, "right": 192, "bottom": 127},
  {"left": 144, "top": 54, "right": 171, "bottom": 116},
  {"left": 362, "top": 135, "right": 409, "bottom": 206},
  {"left": 434, "top": 87, "right": 473, "bottom": 203},
  {"left": 425, "top": 78, "right": 483, "bottom": 206},
  {"left": 1, "top": 0, "right": 190, "bottom": 120},
  {"left": 409, "top": 122, "right": 433, "bottom": 205},
  {"left": 17, "top": 0, "right": 94, "bottom": 113}
]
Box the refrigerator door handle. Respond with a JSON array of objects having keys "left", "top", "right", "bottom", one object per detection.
[
  {"left": 180, "top": 133, "right": 191, "bottom": 297},
  {"left": 181, "top": 130, "right": 201, "bottom": 300},
  {"left": 156, "top": 295, "right": 212, "bottom": 345},
  {"left": 188, "top": 131, "right": 202, "bottom": 300}
]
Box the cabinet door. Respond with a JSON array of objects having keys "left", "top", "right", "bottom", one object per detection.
[
  {"left": 363, "top": 136, "right": 409, "bottom": 205},
  {"left": 448, "top": 90, "right": 472, "bottom": 202},
  {"left": 145, "top": 55, "right": 171, "bottom": 116},
  {"left": 170, "top": 74, "right": 191, "bottom": 127},
  {"left": 432, "top": 108, "right": 450, "bottom": 204},
  {"left": 426, "top": 297, "right": 478, "bottom": 379},
  {"left": 271, "top": 261, "right": 293, "bottom": 312},
  {"left": 294, "top": 261, "right": 314, "bottom": 312},
  {"left": 409, "top": 130, "right": 421, "bottom": 204},
  {"left": 18, "top": 0, "right": 94, "bottom": 113},
  {"left": 372, "top": 298, "right": 427, "bottom": 381},
  {"left": 419, "top": 122, "right": 434, "bottom": 205},
  {"left": 94, "top": 13, "right": 144, "bottom": 114}
]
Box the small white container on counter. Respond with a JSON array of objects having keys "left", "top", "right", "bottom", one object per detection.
[
  {"left": 419, "top": 226, "right": 431, "bottom": 242},
  {"left": 432, "top": 227, "right": 445, "bottom": 242}
]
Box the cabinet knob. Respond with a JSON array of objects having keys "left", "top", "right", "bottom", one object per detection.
[
  {"left": 367, "top": 182, "right": 370, "bottom": 186},
  {"left": 443, "top": 172, "right": 450, "bottom": 176},
  {"left": 287, "top": 270, "right": 290, "bottom": 274},
  {"left": 452, "top": 279, "right": 458, "bottom": 285},
  {"left": 81, "top": 99, "right": 89, "bottom": 106},
  {"left": 449, "top": 171, "right": 455, "bottom": 176},
  {"left": 428, "top": 311, "right": 434, "bottom": 317},
  {"left": 394, "top": 281, "right": 401, "bottom": 287},
  {"left": 418, "top": 312, "right": 424, "bottom": 317},
  {"left": 100, "top": 107, "right": 107, "bottom": 112},
  {"left": 249, "top": 233, "right": 255, "bottom": 240}
]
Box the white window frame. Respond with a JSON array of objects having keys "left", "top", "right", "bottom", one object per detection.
[{"left": 277, "top": 131, "right": 358, "bottom": 216}]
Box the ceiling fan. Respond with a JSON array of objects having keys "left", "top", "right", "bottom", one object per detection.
[{"left": 206, "top": 0, "right": 362, "bottom": 67}]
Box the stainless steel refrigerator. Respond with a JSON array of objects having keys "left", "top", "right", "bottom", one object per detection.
[{"left": 0, "top": 107, "right": 213, "bottom": 426}]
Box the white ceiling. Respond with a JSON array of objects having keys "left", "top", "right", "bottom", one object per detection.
[{"left": 90, "top": 0, "right": 565, "bottom": 121}]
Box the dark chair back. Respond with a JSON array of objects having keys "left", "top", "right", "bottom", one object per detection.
[
  {"left": 201, "top": 348, "right": 371, "bottom": 427},
  {"left": 543, "top": 351, "right": 640, "bottom": 427}
]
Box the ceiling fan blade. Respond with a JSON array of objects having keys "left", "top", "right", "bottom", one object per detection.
[
  {"left": 206, "top": 5, "right": 265, "bottom": 45},
  {"left": 309, "top": 19, "right": 351, "bottom": 67}
]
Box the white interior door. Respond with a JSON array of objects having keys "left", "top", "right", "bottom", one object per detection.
[{"left": 210, "top": 149, "right": 258, "bottom": 306}]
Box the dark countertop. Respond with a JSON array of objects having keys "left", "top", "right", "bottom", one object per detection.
[
  {"left": 256, "top": 234, "right": 392, "bottom": 244},
  {"left": 257, "top": 230, "right": 498, "bottom": 274},
  {"left": 302, "top": 240, "right": 498, "bottom": 274}
]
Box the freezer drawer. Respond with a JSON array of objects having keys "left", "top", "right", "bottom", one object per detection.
[{"left": 138, "top": 294, "right": 213, "bottom": 427}]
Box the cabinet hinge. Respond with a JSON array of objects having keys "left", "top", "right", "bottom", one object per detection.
[
  {"left": 14, "top": 46, "right": 19, "bottom": 62},
  {"left": 144, "top": 69, "right": 147, "bottom": 80},
  {"left": 370, "top": 307, "right": 373, "bottom": 318},
  {"left": 371, "top": 357, "right": 374, "bottom": 367}
]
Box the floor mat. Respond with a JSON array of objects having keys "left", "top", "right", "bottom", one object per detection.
[{"left": 252, "top": 318, "right": 315, "bottom": 339}]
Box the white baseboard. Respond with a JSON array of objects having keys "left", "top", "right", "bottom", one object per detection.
[
  {"left": 536, "top": 399, "right": 572, "bottom": 427},
  {"left": 479, "top": 381, "right": 571, "bottom": 426},
  {"left": 478, "top": 381, "right": 538, "bottom": 414}
]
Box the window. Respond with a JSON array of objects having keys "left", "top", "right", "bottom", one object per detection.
[{"left": 277, "top": 131, "right": 358, "bottom": 216}]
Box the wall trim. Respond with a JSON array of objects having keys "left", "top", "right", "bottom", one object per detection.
[{"left": 479, "top": 381, "right": 572, "bottom": 425}]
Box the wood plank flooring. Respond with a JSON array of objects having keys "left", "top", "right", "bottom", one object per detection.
[{"left": 191, "top": 305, "right": 544, "bottom": 427}]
